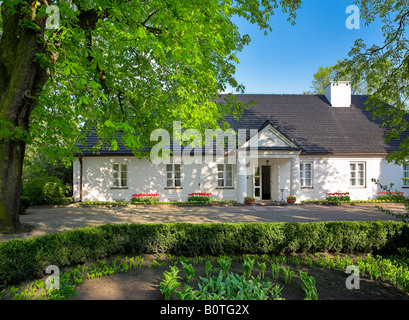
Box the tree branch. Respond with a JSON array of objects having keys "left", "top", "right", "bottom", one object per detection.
[{"left": 366, "top": 10, "right": 409, "bottom": 56}]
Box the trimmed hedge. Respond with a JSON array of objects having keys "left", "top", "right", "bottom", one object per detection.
[{"left": 1, "top": 221, "right": 409, "bottom": 287}]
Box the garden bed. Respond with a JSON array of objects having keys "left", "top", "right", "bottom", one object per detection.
[
  {"left": 2, "top": 221, "right": 409, "bottom": 301},
  {"left": 3, "top": 253, "right": 409, "bottom": 300},
  {"left": 301, "top": 201, "right": 405, "bottom": 206},
  {"left": 74, "top": 253, "right": 409, "bottom": 300},
  {"left": 69, "top": 201, "right": 239, "bottom": 208}
]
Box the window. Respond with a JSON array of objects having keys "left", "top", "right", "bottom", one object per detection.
[
  {"left": 350, "top": 162, "right": 366, "bottom": 187},
  {"left": 217, "top": 164, "right": 233, "bottom": 188},
  {"left": 403, "top": 163, "right": 409, "bottom": 186},
  {"left": 166, "top": 164, "right": 182, "bottom": 188},
  {"left": 300, "top": 162, "right": 313, "bottom": 187},
  {"left": 254, "top": 166, "right": 261, "bottom": 198},
  {"left": 113, "top": 163, "right": 128, "bottom": 188}
]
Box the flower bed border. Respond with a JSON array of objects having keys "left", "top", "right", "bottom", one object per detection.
[{"left": 301, "top": 200, "right": 405, "bottom": 206}]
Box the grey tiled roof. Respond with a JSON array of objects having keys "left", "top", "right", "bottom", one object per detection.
[
  {"left": 75, "top": 94, "right": 404, "bottom": 156},
  {"left": 222, "top": 94, "right": 402, "bottom": 154}
]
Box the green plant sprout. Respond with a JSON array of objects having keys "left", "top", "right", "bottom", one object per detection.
[
  {"left": 160, "top": 266, "right": 181, "bottom": 300},
  {"left": 257, "top": 261, "right": 266, "bottom": 279},
  {"left": 205, "top": 261, "right": 218, "bottom": 278},
  {"left": 181, "top": 262, "right": 196, "bottom": 282},
  {"left": 271, "top": 262, "right": 280, "bottom": 280},
  {"left": 281, "top": 267, "right": 295, "bottom": 285},
  {"left": 242, "top": 256, "right": 255, "bottom": 278},
  {"left": 299, "top": 270, "right": 318, "bottom": 300},
  {"left": 218, "top": 257, "right": 232, "bottom": 276}
]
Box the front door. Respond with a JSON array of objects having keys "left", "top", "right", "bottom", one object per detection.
[{"left": 262, "top": 166, "right": 271, "bottom": 200}]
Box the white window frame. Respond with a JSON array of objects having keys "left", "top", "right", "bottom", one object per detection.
[
  {"left": 217, "top": 164, "right": 234, "bottom": 188},
  {"left": 403, "top": 163, "right": 409, "bottom": 186},
  {"left": 300, "top": 162, "right": 313, "bottom": 188},
  {"left": 350, "top": 162, "right": 366, "bottom": 188},
  {"left": 112, "top": 163, "right": 128, "bottom": 188},
  {"left": 166, "top": 164, "right": 182, "bottom": 188},
  {"left": 254, "top": 166, "right": 261, "bottom": 200}
]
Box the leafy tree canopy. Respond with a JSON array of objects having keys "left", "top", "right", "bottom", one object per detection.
[
  {"left": 342, "top": 0, "right": 409, "bottom": 164},
  {"left": 304, "top": 61, "right": 372, "bottom": 95},
  {"left": 1, "top": 0, "right": 302, "bottom": 163}
]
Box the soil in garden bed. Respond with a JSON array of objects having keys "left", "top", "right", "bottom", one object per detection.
[{"left": 73, "top": 253, "right": 409, "bottom": 301}]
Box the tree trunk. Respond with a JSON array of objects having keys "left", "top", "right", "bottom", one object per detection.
[
  {"left": 0, "top": 3, "right": 49, "bottom": 232},
  {"left": 0, "top": 139, "right": 26, "bottom": 232}
]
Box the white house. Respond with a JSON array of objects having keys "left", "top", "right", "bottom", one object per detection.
[{"left": 72, "top": 82, "right": 409, "bottom": 203}]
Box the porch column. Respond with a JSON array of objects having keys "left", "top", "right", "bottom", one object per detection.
[
  {"left": 73, "top": 157, "right": 81, "bottom": 202},
  {"left": 290, "top": 155, "right": 300, "bottom": 200},
  {"left": 236, "top": 153, "right": 247, "bottom": 204}
]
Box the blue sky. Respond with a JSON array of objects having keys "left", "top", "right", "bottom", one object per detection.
[{"left": 229, "top": 0, "right": 385, "bottom": 94}]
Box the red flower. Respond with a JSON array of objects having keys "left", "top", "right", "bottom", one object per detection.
[
  {"left": 188, "top": 192, "right": 212, "bottom": 197},
  {"left": 132, "top": 193, "right": 159, "bottom": 198}
]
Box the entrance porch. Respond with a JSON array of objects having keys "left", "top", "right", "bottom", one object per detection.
[{"left": 236, "top": 152, "right": 301, "bottom": 203}]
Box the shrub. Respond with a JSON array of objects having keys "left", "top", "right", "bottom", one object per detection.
[
  {"left": 1, "top": 221, "right": 408, "bottom": 287},
  {"left": 19, "top": 196, "right": 31, "bottom": 214},
  {"left": 376, "top": 192, "right": 405, "bottom": 203},
  {"left": 42, "top": 181, "right": 71, "bottom": 205},
  {"left": 22, "top": 176, "right": 71, "bottom": 205}
]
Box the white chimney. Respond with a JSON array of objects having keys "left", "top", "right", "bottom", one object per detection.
[{"left": 324, "top": 81, "right": 351, "bottom": 107}]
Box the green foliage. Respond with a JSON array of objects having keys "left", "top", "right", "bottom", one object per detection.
[
  {"left": 325, "top": 195, "right": 351, "bottom": 202},
  {"left": 376, "top": 194, "right": 405, "bottom": 203},
  {"left": 45, "top": 273, "right": 77, "bottom": 300},
  {"left": 218, "top": 257, "right": 232, "bottom": 276},
  {"left": 304, "top": 61, "right": 371, "bottom": 95},
  {"left": 131, "top": 197, "right": 159, "bottom": 204},
  {"left": 79, "top": 201, "right": 130, "bottom": 206},
  {"left": 184, "top": 271, "right": 283, "bottom": 300},
  {"left": 1, "top": 221, "right": 409, "bottom": 288},
  {"left": 22, "top": 176, "right": 71, "bottom": 205},
  {"left": 281, "top": 266, "right": 295, "bottom": 284},
  {"left": 271, "top": 262, "right": 280, "bottom": 280},
  {"left": 42, "top": 181, "right": 71, "bottom": 205},
  {"left": 242, "top": 256, "right": 255, "bottom": 278},
  {"left": 257, "top": 261, "right": 266, "bottom": 279},
  {"left": 187, "top": 196, "right": 212, "bottom": 204},
  {"left": 6, "top": 251, "right": 409, "bottom": 300},
  {"left": 79, "top": 200, "right": 237, "bottom": 206},
  {"left": 341, "top": 0, "right": 409, "bottom": 164},
  {"left": 19, "top": 196, "right": 31, "bottom": 215},
  {"left": 160, "top": 266, "right": 181, "bottom": 300},
  {"left": 205, "top": 261, "right": 218, "bottom": 278},
  {"left": 181, "top": 262, "right": 196, "bottom": 282},
  {"left": 299, "top": 271, "right": 318, "bottom": 300},
  {"left": 0, "top": 0, "right": 303, "bottom": 165},
  {"left": 22, "top": 150, "right": 73, "bottom": 186},
  {"left": 372, "top": 179, "right": 409, "bottom": 223}
]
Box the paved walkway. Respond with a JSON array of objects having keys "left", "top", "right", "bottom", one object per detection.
[{"left": 0, "top": 203, "right": 406, "bottom": 242}]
